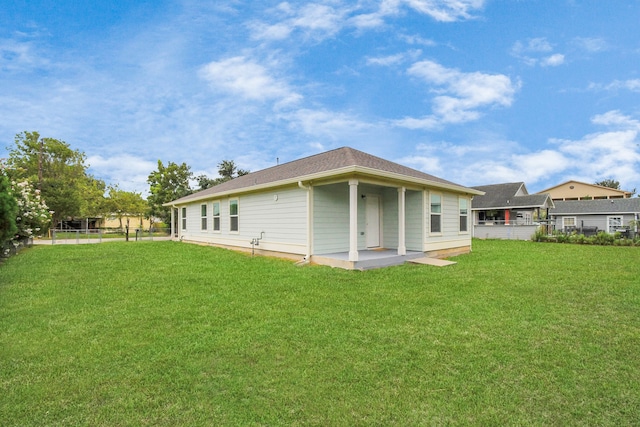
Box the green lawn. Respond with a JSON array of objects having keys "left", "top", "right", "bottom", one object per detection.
[{"left": 1, "top": 240, "right": 639, "bottom": 426}]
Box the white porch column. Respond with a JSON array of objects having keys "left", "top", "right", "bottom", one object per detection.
[
  {"left": 397, "top": 187, "right": 406, "bottom": 255},
  {"left": 170, "top": 207, "right": 175, "bottom": 239},
  {"left": 349, "top": 179, "right": 359, "bottom": 262}
]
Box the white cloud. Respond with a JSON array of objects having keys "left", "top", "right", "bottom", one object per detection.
[
  {"left": 591, "top": 110, "right": 640, "bottom": 129},
  {"left": 399, "top": 34, "right": 437, "bottom": 47},
  {"left": 249, "top": 2, "right": 346, "bottom": 41},
  {"left": 253, "top": 0, "right": 485, "bottom": 40},
  {"left": 284, "top": 108, "right": 375, "bottom": 140},
  {"left": 87, "top": 154, "right": 158, "bottom": 195},
  {"left": 402, "top": 0, "right": 485, "bottom": 22},
  {"left": 573, "top": 37, "right": 608, "bottom": 53},
  {"left": 589, "top": 79, "right": 640, "bottom": 93},
  {"left": 199, "top": 56, "right": 302, "bottom": 106},
  {"left": 366, "top": 53, "right": 407, "bottom": 66},
  {"left": 0, "top": 38, "right": 44, "bottom": 71},
  {"left": 540, "top": 53, "right": 565, "bottom": 67},
  {"left": 547, "top": 111, "right": 640, "bottom": 190},
  {"left": 395, "top": 60, "right": 519, "bottom": 128},
  {"left": 511, "top": 38, "right": 565, "bottom": 67}
]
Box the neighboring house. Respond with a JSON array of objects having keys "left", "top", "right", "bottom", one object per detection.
[
  {"left": 471, "top": 182, "right": 555, "bottom": 240},
  {"left": 538, "top": 180, "right": 633, "bottom": 201},
  {"left": 165, "top": 147, "right": 483, "bottom": 270},
  {"left": 57, "top": 215, "right": 153, "bottom": 231},
  {"left": 97, "top": 214, "right": 153, "bottom": 231},
  {"left": 550, "top": 199, "right": 640, "bottom": 236}
]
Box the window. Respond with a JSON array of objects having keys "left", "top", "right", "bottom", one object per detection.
[
  {"left": 608, "top": 216, "right": 622, "bottom": 233},
  {"left": 229, "top": 199, "right": 239, "bottom": 232},
  {"left": 181, "top": 207, "right": 187, "bottom": 230},
  {"left": 212, "top": 202, "right": 220, "bottom": 231},
  {"left": 201, "top": 204, "right": 207, "bottom": 230},
  {"left": 430, "top": 193, "right": 442, "bottom": 233},
  {"left": 459, "top": 198, "right": 468, "bottom": 232},
  {"left": 562, "top": 217, "right": 576, "bottom": 232}
]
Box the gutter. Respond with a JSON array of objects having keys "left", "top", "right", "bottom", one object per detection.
[{"left": 164, "top": 165, "right": 483, "bottom": 206}]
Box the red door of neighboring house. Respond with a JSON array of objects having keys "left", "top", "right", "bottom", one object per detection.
[{"left": 505, "top": 209, "right": 510, "bottom": 225}]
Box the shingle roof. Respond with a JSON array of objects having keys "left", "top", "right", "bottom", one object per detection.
[
  {"left": 168, "top": 146, "right": 480, "bottom": 205},
  {"left": 471, "top": 182, "right": 524, "bottom": 209},
  {"left": 550, "top": 199, "right": 640, "bottom": 215},
  {"left": 471, "top": 182, "right": 553, "bottom": 210}
]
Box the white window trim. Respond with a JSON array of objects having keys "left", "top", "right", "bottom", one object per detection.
[
  {"left": 181, "top": 207, "right": 187, "bottom": 231},
  {"left": 459, "top": 196, "right": 469, "bottom": 234},
  {"left": 200, "top": 203, "right": 208, "bottom": 231},
  {"left": 562, "top": 217, "right": 577, "bottom": 229},
  {"left": 607, "top": 216, "right": 623, "bottom": 234},
  {"left": 229, "top": 199, "right": 239, "bottom": 233},
  {"left": 212, "top": 201, "right": 221, "bottom": 233},
  {"left": 429, "top": 192, "right": 443, "bottom": 235}
]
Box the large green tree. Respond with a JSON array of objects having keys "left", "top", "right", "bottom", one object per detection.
[
  {"left": 0, "top": 173, "right": 18, "bottom": 247},
  {"left": 595, "top": 179, "right": 620, "bottom": 189},
  {"left": 6, "top": 131, "right": 102, "bottom": 226},
  {"left": 195, "top": 160, "right": 250, "bottom": 191},
  {"left": 147, "top": 160, "right": 193, "bottom": 225},
  {"left": 105, "top": 185, "right": 148, "bottom": 231},
  {"left": 217, "top": 160, "right": 249, "bottom": 182}
]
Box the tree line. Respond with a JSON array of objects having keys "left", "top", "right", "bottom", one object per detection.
[{"left": 1, "top": 131, "right": 248, "bottom": 249}]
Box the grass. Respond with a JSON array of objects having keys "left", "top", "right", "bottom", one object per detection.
[{"left": 1, "top": 240, "right": 639, "bottom": 426}]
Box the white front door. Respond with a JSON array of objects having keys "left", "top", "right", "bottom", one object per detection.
[{"left": 366, "top": 195, "right": 381, "bottom": 248}]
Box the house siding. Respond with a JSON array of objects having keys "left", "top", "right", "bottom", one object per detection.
[
  {"left": 424, "top": 191, "right": 472, "bottom": 253},
  {"left": 382, "top": 187, "right": 398, "bottom": 249},
  {"left": 313, "top": 183, "right": 350, "bottom": 254},
  {"left": 554, "top": 213, "right": 637, "bottom": 233},
  {"left": 405, "top": 190, "right": 423, "bottom": 251},
  {"left": 178, "top": 186, "right": 308, "bottom": 254}
]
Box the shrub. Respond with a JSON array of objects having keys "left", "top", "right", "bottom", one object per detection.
[{"left": 593, "top": 231, "right": 614, "bottom": 246}]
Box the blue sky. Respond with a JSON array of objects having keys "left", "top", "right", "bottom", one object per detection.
[{"left": 1, "top": 0, "right": 639, "bottom": 195}]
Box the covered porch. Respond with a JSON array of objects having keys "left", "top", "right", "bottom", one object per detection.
[
  {"left": 311, "top": 179, "right": 425, "bottom": 264},
  {"left": 310, "top": 249, "right": 426, "bottom": 270}
]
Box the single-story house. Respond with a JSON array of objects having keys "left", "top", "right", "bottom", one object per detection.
[
  {"left": 538, "top": 180, "right": 633, "bottom": 201},
  {"left": 550, "top": 198, "right": 640, "bottom": 236},
  {"left": 165, "top": 147, "right": 484, "bottom": 270},
  {"left": 471, "top": 182, "right": 555, "bottom": 240}
]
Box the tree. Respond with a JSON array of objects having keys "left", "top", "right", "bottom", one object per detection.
[
  {"left": 595, "top": 179, "right": 620, "bottom": 190},
  {"left": 147, "top": 160, "right": 193, "bottom": 225},
  {"left": 6, "top": 131, "right": 98, "bottom": 226},
  {"left": 0, "top": 173, "right": 18, "bottom": 248},
  {"left": 195, "top": 174, "right": 217, "bottom": 191},
  {"left": 217, "top": 160, "right": 249, "bottom": 183},
  {"left": 105, "top": 185, "right": 148, "bottom": 230},
  {"left": 9, "top": 179, "right": 51, "bottom": 240}
]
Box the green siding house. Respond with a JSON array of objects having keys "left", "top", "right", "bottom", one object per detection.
[{"left": 166, "top": 147, "right": 483, "bottom": 270}]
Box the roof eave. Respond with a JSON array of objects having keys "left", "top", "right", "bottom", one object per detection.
[{"left": 164, "top": 165, "right": 482, "bottom": 206}]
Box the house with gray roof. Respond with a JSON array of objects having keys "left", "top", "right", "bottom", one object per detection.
[
  {"left": 550, "top": 198, "right": 640, "bottom": 236},
  {"left": 471, "top": 182, "right": 555, "bottom": 240},
  {"left": 165, "top": 147, "right": 483, "bottom": 269}
]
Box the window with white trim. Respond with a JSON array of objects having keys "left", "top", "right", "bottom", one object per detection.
[
  {"left": 562, "top": 217, "right": 576, "bottom": 231},
  {"left": 430, "top": 193, "right": 442, "bottom": 234},
  {"left": 212, "top": 202, "right": 220, "bottom": 231},
  {"left": 608, "top": 216, "right": 622, "bottom": 233},
  {"left": 459, "top": 198, "right": 469, "bottom": 233},
  {"left": 201, "top": 204, "right": 207, "bottom": 231},
  {"left": 181, "top": 207, "right": 187, "bottom": 230},
  {"left": 229, "top": 199, "right": 239, "bottom": 232}
]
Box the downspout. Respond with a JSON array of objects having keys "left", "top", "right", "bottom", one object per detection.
[{"left": 298, "top": 181, "right": 312, "bottom": 262}]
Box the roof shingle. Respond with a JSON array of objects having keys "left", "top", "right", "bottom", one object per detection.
[{"left": 169, "top": 146, "right": 476, "bottom": 205}]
